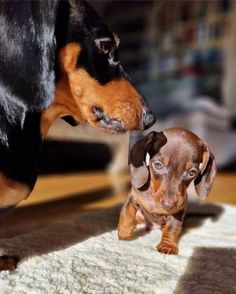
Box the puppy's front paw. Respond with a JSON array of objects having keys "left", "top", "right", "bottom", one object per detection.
[
  {"left": 118, "top": 232, "right": 133, "bottom": 240},
  {"left": 117, "top": 228, "right": 133, "bottom": 240},
  {"left": 156, "top": 242, "right": 178, "bottom": 255},
  {"left": 0, "top": 255, "right": 19, "bottom": 271}
]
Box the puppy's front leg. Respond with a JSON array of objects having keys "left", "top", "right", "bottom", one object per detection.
[
  {"left": 156, "top": 211, "right": 184, "bottom": 255},
  {"left": 117, "top": 195, "right": 137, "bottom": 240}
]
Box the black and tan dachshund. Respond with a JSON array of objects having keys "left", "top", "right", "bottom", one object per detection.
[{"left": 0, "top": 0, "right": 155, "bottom": 270}]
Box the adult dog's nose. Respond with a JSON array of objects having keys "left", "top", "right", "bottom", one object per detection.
[{"left": 142, "top": 110, "right": 155, "bottom": 130}]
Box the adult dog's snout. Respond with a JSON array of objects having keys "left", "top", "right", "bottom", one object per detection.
[{"left": 142, "top": 108, "right": 155, "bottom": 130}]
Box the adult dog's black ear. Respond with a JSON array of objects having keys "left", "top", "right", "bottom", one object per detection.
[
  {"left": 194, "top": 143, "right": 217, "bottom": 199},
  {"left": 129, "top": 131, "right": 167, "bottom": 189}
]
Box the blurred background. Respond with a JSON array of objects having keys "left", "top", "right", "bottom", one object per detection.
[
  {"left": 44, "top": 0, "right": 236, "bottom": 174},
  {"left": 2, "top": 0, "right": 236, "bottom": 237}
]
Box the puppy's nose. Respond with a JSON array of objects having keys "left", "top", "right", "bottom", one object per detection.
[
  {"left": 142, "top": 109, "right": 155, "bottom": 130},
  {"left": 160, "top": 199, "right": 176, "bottom": 210}
]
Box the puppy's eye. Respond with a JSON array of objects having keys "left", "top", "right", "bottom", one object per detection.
[
  {"left": 188, "top": 168, "right": 198, "bottom": 178},
  {"left": 152, "top": 161, "right": 163, "bottom": 171}
]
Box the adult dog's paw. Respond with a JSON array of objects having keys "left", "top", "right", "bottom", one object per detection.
[
  {"left": 156, "top": 242, "right": 178, "bottom": 255},
  {"left": 0, "top": 255, "right": 19, "bottom": 271}
]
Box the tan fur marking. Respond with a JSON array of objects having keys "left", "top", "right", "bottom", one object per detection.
[
  {"left": 186, "top": 161, "right": 193, "bottom": 169},
  {"left": 163, "top": 156, "right": 169, "bottom": 166},
  {"left": 59, "top": 43, "right": 81, "bottom": 73},
  {"left": 41, "top": 76, "right": 84, "bottom": 138},
  {"left": 70, "top": 69, "right": 142, "bottom": 130},
  {"left": 151, "top": 177, "right": 161, "bottom": 193},
  {"left": 41, "top": 43, "right": 143, "bottom": 137},
  {"left": 0, "top": 174, "right": 30, "bottom": 206}
]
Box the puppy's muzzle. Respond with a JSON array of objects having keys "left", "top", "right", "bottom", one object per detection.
[{"left": 160, "top": 199, "right": 177, "bottom": 210}]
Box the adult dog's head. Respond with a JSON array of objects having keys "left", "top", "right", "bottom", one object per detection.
[
  {"left": 42, "top": 0, "right": 155, "bottom": 136},
  {"left": 0, "top": 0, "right": 155, "bottom": 210}
]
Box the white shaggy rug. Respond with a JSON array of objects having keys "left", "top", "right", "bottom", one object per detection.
[{"left": 0, "top": 202, "right": 235, "bottom": 294}]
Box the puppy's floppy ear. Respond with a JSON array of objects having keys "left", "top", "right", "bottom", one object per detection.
[
  {"left": 130, "top": 164, "right": 149, "bottom": 190},
  {"left": 129, "top": 131, "right": 167, "bottom": 189},
  {"left": 194, "top": 143, "right": 217, "bottom": 199}
]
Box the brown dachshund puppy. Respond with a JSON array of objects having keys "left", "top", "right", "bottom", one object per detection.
[{"left": 118, "top": 128, "right": 217, "bottom": 255}]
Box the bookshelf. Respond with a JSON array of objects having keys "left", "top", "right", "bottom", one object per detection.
[{"left": 91, "top": 0, "right": 234, "bottom": 115}]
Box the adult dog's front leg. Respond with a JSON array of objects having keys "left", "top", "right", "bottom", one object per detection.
[
  {"left": 117, "top": 195, "right": 137, "bottom": 240},
  {"left": 0, "top": 256, "right": 19, "bottom": 271},
  {"left": 0, "top": 205, "right": 21, "bottom": 271},
  {"left": 0, "top": 179, "right": 30, "bottom": 271},
  {"left": 156, "top": 214, "right": 183, "bottom": 255}
]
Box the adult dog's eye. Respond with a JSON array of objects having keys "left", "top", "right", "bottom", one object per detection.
[
  {"left": 152, "top": 161, "right": 163, "bottom": 171},
  {"left": 95, "top": 38, "right": 113, "bottom": 55},
  {"left": 100, "top": 40, "right": 113, "bottom": 55},
  {"left": 188, "top": 168, "right": 198, "bottom": 178}
]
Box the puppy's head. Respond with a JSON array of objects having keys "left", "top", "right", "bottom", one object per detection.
[
  {"left": 130, "top": 128, "right": 217, "bottom": 214},
  {"left": 53, "top": 0, "right": 155, "bottom": 134}
]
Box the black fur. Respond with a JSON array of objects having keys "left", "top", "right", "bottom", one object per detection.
[
  {"left": 0, "top": 0, "right": 57, "bottom": 188},
  {"left": 0, "top": 112, "right": 42, "bottom": 188},
  {"left": 55, "top": 0, "right": 124, "bottom": 84},
  {"left": 0, "top": 1, "right": 57, "bottom": 112},
  {"left": 0, "top": 205, "right": 16, "bottom": 217}
]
